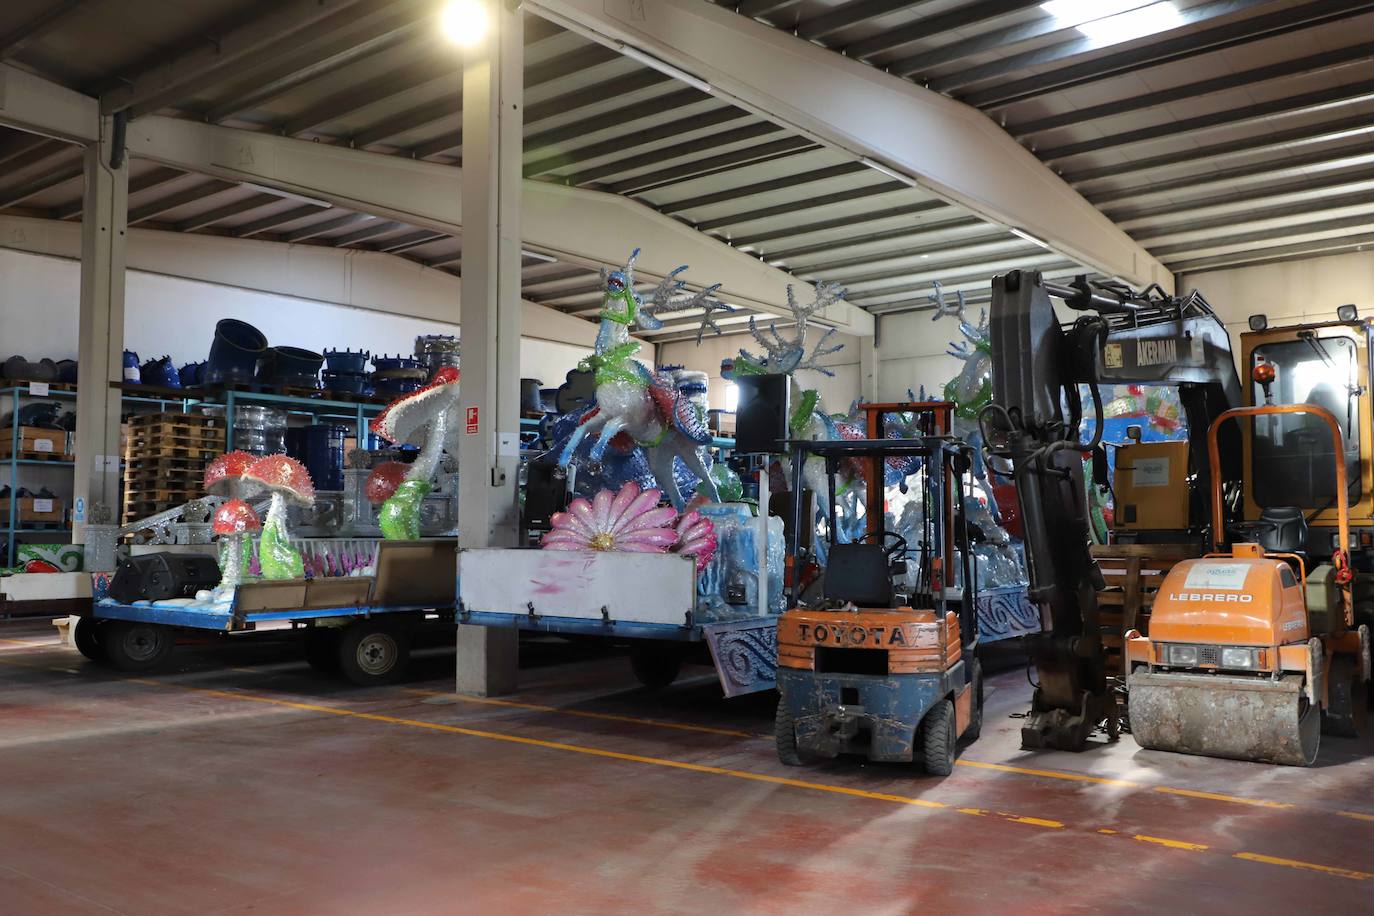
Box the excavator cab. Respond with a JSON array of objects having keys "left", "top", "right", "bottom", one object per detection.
[{"left": 1125, "top": 396, "right": 1372, "bottom": 766}]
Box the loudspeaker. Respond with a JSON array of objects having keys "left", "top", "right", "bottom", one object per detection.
[
  {"left": 109, "top": 553, "right": 222, "bottom": 603},
  {"left": 734, "top": 374, "right": 790, "bottom": 454},
  {"left": 523, "top": 459, "right": 570, "bottom": 532}
]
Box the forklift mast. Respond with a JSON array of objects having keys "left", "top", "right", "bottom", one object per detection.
[{"left": 984, "top": 270, "right": 1243, "bottom": 751}]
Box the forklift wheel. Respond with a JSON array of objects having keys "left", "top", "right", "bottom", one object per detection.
[
  {"left": 100, "top": 620, "right": 175, "bottom": 673},
  {"left": 73, "top": 617, "right": 108, "bottom": 663},
  {"left": 304, "top": 627, "right": 342, "bottom": 675},
  {"left": 774, "top": 697, "right": 814, "bottom": 766},
  {"left": 630, "top": 644, "right": 684, "bottom": 690},
  {"left": 919, "top": 699, "right": 957, "bottom": 776},
  {"left": 337, "top": 622, "right": 411, "bottom": 686},
  {"left": 963, "top": 659, "right": 984, "bottom": 743}
]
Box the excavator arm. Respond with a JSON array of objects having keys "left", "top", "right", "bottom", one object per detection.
[{"left": 983, "top": 270, "right": 1242, "bottom": 751}]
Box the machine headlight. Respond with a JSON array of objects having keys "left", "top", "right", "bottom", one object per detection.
[
  {"left": 1221, "top": 648, "right": 1256, "bottom": 669},
  {"left": 1167, "top": 645, "right": 1198, "bottom": 667}
]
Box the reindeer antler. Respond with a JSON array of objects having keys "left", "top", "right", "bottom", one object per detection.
[{"left": 740, "top": 280, "right": 846, "bottom": 375}]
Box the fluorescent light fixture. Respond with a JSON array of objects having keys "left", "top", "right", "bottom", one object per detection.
[
  {"left": 1010, "top": 228, "right": 1052, "bottom": 250},
  {"left": 1041, "top": 1, "right": 1182, "bottom": 47},
  {"left": 521, "top": 249, "right": 557, "bottom": 263},
  {"left": 439, "top": 0, "right": 489, "bottom": 48},
  {"left": 617, "top": 44, "right": 713, "bottom": 94},
  {"left": 240, "top": 183, "right": 330, "bottom": 208},
  {"left": 859, "top": 157, "right": 920, "bottom": 188}
]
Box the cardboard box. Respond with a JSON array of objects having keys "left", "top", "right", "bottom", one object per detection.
[
  {"left": 0, "top": 497, "right": 65, "bottom": 524},
  {"left": 1114, "top": 440, "right": 1190, "bottom": 531}
]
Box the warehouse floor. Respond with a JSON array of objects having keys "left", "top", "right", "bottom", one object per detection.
[{"left": 1, "top": 623, "right": 1370, "bottom": 914}]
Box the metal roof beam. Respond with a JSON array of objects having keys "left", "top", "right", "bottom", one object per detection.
[
  {"left": 965, "top": 0, "right": 1374, "bottom": 109},
  {"left": 281, "top": 214, "right": 374, "bottom": 243},
  {"left": 173, "top": 193, "right": 283, "bottom": 233},
  {"left": 233, "top": 203, "right": 330, "bottom": 238},
  {"left": 53, "top": 165, "right": 184, "bottom": 220},
  {"left": 0, "top": 0, "right": 86, "bottom": 62},
  {"left": 846, "top": 0, "right": 1046, "bottom": 65},
  {"left": 731, "top": 200, "right": 948, "bottom": 250},
  {"left": 528, "top": 0, "right": 1170, "bottom": 290},
  {"left": 1107, "top": 162, "right": 1374, "bottom": 224},
  {"left": 1011, "top": 40, "right": 1374, "bottom": 136},
  {"left": 657, "top": 162, "right": 869, "bottom": 214},
  {"left": 931, "top": 0, "right": 1273, "bottom": 95},
  {"left": 605, "top": 136, "right": 816, "bottom": 195},
  {"left": 1170, "top": 234, "right": 1374, "bottom": 274},
  {"left": 695, "top": 181, "right": 909, "bottom": 233},
  {"left": 525, "top": 88, "right": 708, "bottom": 152},
  {"left": 561, "top": 121, "right": 783, "bottom": 187},
  {"left": 333, "top": 220, "right": 404, "bottom": 246},
  {"left": 127, "top": 180, "right": 236, "bottom": 225},
  {"left": 101, "top": 0, "right": 409, "bottom": 117},
  {"left": 0, "top": 161, "right": 83, "bottom": 209},
  {"left": 774, "top": 217, "right": 987, "bottom": 268},
  {"left": 524, "top": 108, "right": 752, "bottom": 178},
  {"left": 282, "top": 58, "right": 454, "bottom": 136},
  {"left": 124, "top": 115, "right": 873, "bottom": 334},
  {"left": 0, "top": 63, "right": 98, "bottom": 143},
  {"left": 375, "top": 230, "right": 448, "bottom": 253},
  {"left": 1149, "top": 212, "right": 1374, "bottom": 258},
  {"left": 799, "top": 1, "right": 941, "bottom": 43},
  {"left": 1040, "top": 77, "right": 1374, "bottom": 161}
]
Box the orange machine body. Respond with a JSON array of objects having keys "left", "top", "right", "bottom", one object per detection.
[{"left": 1148, "top": 555, "right": 1308, "bottom": 650}]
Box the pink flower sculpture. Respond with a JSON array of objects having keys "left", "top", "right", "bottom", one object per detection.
[
  {"left": 542, "top": 481, "right": 679, "bottom": 554},
  {"left": 672, "top": 510, "right": 717, "bottom": 573}
]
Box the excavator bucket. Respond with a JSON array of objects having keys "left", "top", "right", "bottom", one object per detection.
[{"left": 1127, "top": 671, "right": 1319, "bottom": 767}]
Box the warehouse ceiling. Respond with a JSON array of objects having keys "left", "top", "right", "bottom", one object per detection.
[{"left": 1, "top": 0, "right": 1372, "bottom": 338}]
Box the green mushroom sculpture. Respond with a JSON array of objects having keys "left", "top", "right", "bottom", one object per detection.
[
  {"left": 242, "top": 454, "right": 315, "bottom": 579},
  {"left": 369, "top": 367, "right": 461, "bottom": 540}
]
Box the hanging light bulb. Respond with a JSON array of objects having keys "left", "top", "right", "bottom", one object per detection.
[{"left": 440, "top": 0, "right": 489, "bottom": 48}]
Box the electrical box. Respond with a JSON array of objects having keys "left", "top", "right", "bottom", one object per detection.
[{"left": 1114, "top": 441, "right": 1190, "bottom": 531}]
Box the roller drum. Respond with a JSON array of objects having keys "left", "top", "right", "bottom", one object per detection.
[{"left": 1127, "top": 671, "right": 1319, "bottom": 767}]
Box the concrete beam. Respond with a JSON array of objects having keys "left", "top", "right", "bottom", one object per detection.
[
  {"left": 525, "top": 0, "right": 1171, "bottom": 293},
  {"left": 0, "top": 63, "right": 98, "bottom": 143},
  {"left": 123, "top": 115, "right": 874, "bottom": 336}
]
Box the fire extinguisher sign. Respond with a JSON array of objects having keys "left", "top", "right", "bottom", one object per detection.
[{"left": 465, "top": 406, "right": 479, "bottom": 435}]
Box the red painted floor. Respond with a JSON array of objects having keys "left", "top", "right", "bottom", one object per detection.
[{"left": 1, "top": 622, "right": 1371, "bottom": 914}]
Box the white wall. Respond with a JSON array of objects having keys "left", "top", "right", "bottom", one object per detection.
[
  {"left": 1179, "top": 250, "right": 1374, "bottom": 345},
  {"left": 659, "top": 326, "right": 862, "bottom": 412}
]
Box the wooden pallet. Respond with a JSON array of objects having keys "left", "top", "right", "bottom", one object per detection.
[
  {"left": 126, "top": 411, "right": 221, "bottom": 428},
  {"left": 1091, "top": 543, "right": 1198, "bottom": 722},
  {"left": 124, "top": 454, "right": 206, "bottom": 469},
  {"left": 122, "top": 412, "right": 220, "bottom": 520},
  {"left": 0, "top": 446, "right": 72, "bottom": 462},
  {"left": 124, "top": 443, "right": 220, "bottom": 460}
]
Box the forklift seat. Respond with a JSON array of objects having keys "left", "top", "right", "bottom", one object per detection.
[
  {"left": 1257, "top": 506, "right": 1308, "bottom": 557},
  {"left": 823, "top": 543, "right": 894, "bottom": 607}
]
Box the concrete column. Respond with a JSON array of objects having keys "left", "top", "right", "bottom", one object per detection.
[
  {"left": 72, "top": 117, "right": 129, "bottom": 541},
  {"left": 859, "top": 331, "right": 881, "bottom": 403},
  {"left": 456, "top": 2, "right": 522, "bottom": 696}
]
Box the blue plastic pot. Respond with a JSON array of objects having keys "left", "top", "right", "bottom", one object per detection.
[
  {"left": 258, "top": 345, "right": 323, "bottom": 387},
  {"left": 204, "top": 319, "right": 267, "bottom": 386},
  {"left": 322, "top": 371, "right": 368, "bottom": 395},
  {"left": 140, "top": 356, "right": 181, "bottom": 388},
  {"left": 323, "top": 349, "right": 370, "bottom": 374},
  {"left": 122, "top": 350, "right": 141, "bottom": 383},
  {"left": 178, "top": 362, "right": 204, "bottom": 387},
  {"left": 371, "top": 355, "right": 421, "bottom": 373}
]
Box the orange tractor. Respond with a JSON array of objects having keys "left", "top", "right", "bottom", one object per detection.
[{"left": 1126, "top": 400, "right": 1371, "bottom": 765}]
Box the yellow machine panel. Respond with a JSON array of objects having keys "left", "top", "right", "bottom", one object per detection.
[{"left": 1114, "top": 440, "right": 1190, "bottom": 530}]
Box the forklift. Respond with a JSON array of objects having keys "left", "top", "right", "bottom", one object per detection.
[{"left": 774, "top": 412, "right": 984, "bottom": 776}]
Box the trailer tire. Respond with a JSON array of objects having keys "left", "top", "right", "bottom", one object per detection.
[
  {"left": 774, "top": 696, "right": 814, "bottom": 766},
  {"left": 74, "top": 617, "right": 107, "bottom": 663},
  {"left": 919, "top": 699, "right": 957, "bottom": 776},
  {"left": 337, "top": 622, "right": 411, "bottom": 686},
  {"left": 101, "top": 620, "right": 174, "bottom": 673},
  {"left": 304, "top": 627, "right": 341, "bottom": 675},
  {"left": 1323, "top": 654, "right": 1367, "bottom": 738},
  {"left": 963, "top": 659, "right": 984, "bottom": 742},
  {"left": 630, "top": 644, "right": 683, "bottom": 689}
]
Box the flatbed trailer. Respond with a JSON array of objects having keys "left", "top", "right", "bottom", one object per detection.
[{"left": 78, "top": 539, "right": 458, "bottom": 684}]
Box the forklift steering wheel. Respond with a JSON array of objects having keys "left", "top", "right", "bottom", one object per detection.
[
  {"left": 857, "top": 530, "right": 909, "bottom": 559},
  {"left": 1228, "top": 519, "right": 1278, "bottom": 544}
]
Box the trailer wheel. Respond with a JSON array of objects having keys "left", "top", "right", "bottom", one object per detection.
[
  {"left": 1323, "top": 654, "right": 1367, "bottom": 738},
  {"left": 304, "top": 627, "right": 341, "bottom": 675},
  {"left": 962, "top": 659, "right": 984, "bottom": 742},
  {"left": 337, "top": 621, "right": 411, "bottom": 686},
  {"left": 919, "top": 699, "right": 957, "bottom": 776},
  {"left": 774, "top": 696, "right": 814, "bottom": 766},
  {"left": 630, "top": 644, "right": 684, "bottom": 689},
  {"left": 101, "top": 620, "right": 174, "bottom": 673},
  {"left": 73, "top": 617, "right": 107, "bottom": 663}
]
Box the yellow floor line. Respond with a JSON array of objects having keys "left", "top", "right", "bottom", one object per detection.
[
  {"left": 1152, "top": 785, "right": 1294, "bottom": 809},
  {"left": 5, "top": 658, "right": 1366, "bottom": 883},
  {"left": 1339, "top": 810, "right": 1374, "bottom": 823},
  {"left": 955, "top": 758, "right": 1140, "bottom": 788},
  {"left": 1233, "top": 852, "right": 1371, "bottom": 881},
  {"left": 405, "top": 687, "right": 761, "bottom": 740}
]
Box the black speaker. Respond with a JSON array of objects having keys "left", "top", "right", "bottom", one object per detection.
[
  {"left": 735, "top": 374, "right": 790, "bottom": 454},
  {"left": 523, "top": 459, "right": 570, "bottom": 532},
  {"left": 109, "top": 553, "right": 222, "bottom": 603}
]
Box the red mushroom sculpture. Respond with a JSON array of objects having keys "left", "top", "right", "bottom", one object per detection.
[
  {"left": 369, "top": 366, "right": 460, "bottom": 539},
  {"left": 203, "top": 450, "right": 257, "bottom": 498},
  {"left": 211, "top": 499, "right": 261, "bottom": 591},
  {"left": 365, "top": 461, "right": 409, "bottom": 506},
  {"left": 242, "top": 454, "right": 315, "bottom": 579}
]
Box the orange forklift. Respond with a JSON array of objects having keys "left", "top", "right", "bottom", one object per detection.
[
  {"left": 774, "top": 403, "right": 983, "bottom": 776},
  {"left": 1126, "top": 395, "right": 1371, "bottom": 765}
]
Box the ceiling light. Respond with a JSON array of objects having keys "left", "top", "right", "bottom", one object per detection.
[
  {"left": 1010, "top": 228, "right": 1052, "bottom": 250},
  {"left": 1041, "top": 1, "right": 1182, "bottom": 48},
  {"left": 240, "top": 183, "right": 330, "bottom": 208},
  {"left": 440, "top": 0, "right": 489, "bottom": 48},
  {"left": 859, "top": 157, "right": 920, "bottom": 188},
  {"left": 617, "top": 44, "right": 713, "bottom": 94},
  {"left": 521, "top": 249, "right": 556, "bottom": 263}
]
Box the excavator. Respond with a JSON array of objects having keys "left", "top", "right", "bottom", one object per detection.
[{"left": 983, "top": 270, "right": 1370, "bottom": 762}]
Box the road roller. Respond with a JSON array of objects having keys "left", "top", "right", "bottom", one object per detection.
[{"left": 1125, "top": 401, "right": 1372, "bottom": 766}]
